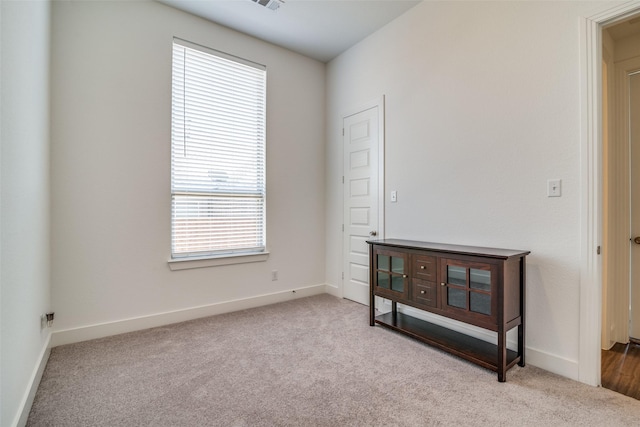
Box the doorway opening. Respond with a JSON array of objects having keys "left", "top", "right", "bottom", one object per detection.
[{"left": 601, "top": 14, "right": 640, "bottom": 400}]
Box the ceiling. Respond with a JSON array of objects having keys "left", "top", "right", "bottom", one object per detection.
[{"left": 157, "top": 0, "right": 422, "bottom": 62}]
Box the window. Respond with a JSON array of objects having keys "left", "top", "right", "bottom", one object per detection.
[{"left": 171, "top": 39, "right": 266, "bottom": 260}]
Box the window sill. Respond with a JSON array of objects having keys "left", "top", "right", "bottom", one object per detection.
[{"left": 168, "top": 251, "right": 270, "bottom": 271}]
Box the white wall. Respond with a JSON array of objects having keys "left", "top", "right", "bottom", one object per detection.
[
  {"left": 326, "top": 0, "right": 614, "bottom": 381},
  {"left": 1, "top": 1, "right": 52, "bottom": 426},
  {"left": 50, "top": 1, "right": 326, "bottom": 343}
]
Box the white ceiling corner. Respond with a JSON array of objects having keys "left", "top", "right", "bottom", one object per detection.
[{"left": 157, "top": 0, "right": 422, "bottom": 62}]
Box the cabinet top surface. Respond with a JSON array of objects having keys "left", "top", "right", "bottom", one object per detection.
[{"left": 367, "top": 239, "right": 530, "bottom": 259}]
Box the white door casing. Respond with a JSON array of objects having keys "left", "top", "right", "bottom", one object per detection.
[
  {"left": 343, "top": 101, "right": 384, "bottom": 305},
  {"left": 629, "top": 72, "right": 640, "bottom": 339},
  {"left": 581, "top": 1, "right": 640, "bottom": 386}
]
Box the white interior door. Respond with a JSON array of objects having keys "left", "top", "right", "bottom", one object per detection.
[
  {"left": 629, "top": 72, "right": 640, "bottom": 340},
  {"left": 343, "top": 105, "right": 382, "bottom": 305}
]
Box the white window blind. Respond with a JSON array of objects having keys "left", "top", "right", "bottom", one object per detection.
[{"left": 171, "top": 39, "right": 266, "bottom": 259}]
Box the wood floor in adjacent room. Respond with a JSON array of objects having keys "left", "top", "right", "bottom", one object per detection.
[{"left": 602, "top": 342, "right": 640, "bottom": 400}]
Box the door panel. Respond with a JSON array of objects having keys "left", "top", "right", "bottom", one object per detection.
[{"left": 343, "top": 106, "right": 379, "bottom": 305}]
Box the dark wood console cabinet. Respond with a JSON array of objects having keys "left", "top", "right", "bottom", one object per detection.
[{"left": 368, "top": 239, "right": 530, "bottom": 382}]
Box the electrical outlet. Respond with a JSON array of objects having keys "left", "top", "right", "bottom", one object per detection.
[
  {"left": 271, "top": 270, "right": 278, "bottom": 281},
  {"left": 41, "top": 312, "right": 55, "bottom": 329}
]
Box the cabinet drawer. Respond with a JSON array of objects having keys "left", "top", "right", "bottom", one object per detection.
[
  {"left": 413, "top": 255, "right": 436, "bottom": 281},
  {"left": 412, "top": 279, "right": 438, "bottom": 308}
]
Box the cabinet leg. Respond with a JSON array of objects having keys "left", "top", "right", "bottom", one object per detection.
[
  {"left": 392, "top": 301, "right": 397, "bottom": 316},
  {"left": 519, "top": 256, "right": 526, "bottom": 367},
  {"left": 370, "top": 297, "right": 375, "bottom": 326},
  {"left": 369, "top": 244, "right": 375, "bottom": 326},
  {"left": 518, "top": 323, "right": 525, "bottom": 367},
  {"left": 369, "top": 291, "right": 375, "bottom": 326},
  {"left": 498, "top": 330, "right": 507, "bottom": 382}
]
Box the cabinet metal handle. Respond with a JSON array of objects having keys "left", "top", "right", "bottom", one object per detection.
[
  {"left": 369, "top": 231, "right": 377, "bottom": 236},
  {"left": 420, "top": 290, "right": 426, "bottom": 294},
  {"left": 402, "top": 274, "right": 408, "bottom": 278},
  {"left": 420, "top": 266, "right": 426, "bottom": 270},
  {"left": 634, "top": 236, "right": 640, "bottom": 245},
  {"left": 440, "top": 282, "right": 446, "bottom": 286}
]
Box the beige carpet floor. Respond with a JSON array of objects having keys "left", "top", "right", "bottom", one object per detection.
[{"left": 27, "top": 294, "right": 640, "bottom": 426}]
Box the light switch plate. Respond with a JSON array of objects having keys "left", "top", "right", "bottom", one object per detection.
[
  {"left": 547, "top": 179, "right": 561, "bottom": 197},
  {"left": 391, "top": 190, "right": 397, "bottom": 203}
]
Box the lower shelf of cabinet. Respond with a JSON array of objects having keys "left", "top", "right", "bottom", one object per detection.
[{"left": 374, "top": 312, "right": 520, "bottom": 374}]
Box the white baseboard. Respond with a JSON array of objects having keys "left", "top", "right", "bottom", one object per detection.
[
  {"left": 526, "top": 346, "right": 580, "bottom": 381},
  {"left": 14, "top": 332, "right": 51, "bottom": 427},
  {"left": 324, "top": 283, "right": 341, "bottom": 298},
  {"left": 51, "top": 284, "right": 329, "bottom": 347}
]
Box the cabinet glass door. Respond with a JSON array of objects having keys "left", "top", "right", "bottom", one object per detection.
[
  {"left": 374, "top": 250, "right": 408, "bottom": 298},
  {"left": 446, "top": 265, "right": 467, "bottom": 309},
  {"left": 469, "top": 268, "right": 491, "bottom": 315},
  {"left": 442, "top": 259, "right": 495, "bottom": 319},
  {"left": 391, "top": 256, "right": 404, "bottom": 274},
  {"left": 377, "top": 255, "right": 391, "bottom": 290}
]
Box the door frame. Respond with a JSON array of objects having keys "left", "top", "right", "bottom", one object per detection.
[
  {"left": 580, "top": 1, "right": 640, "bottom": 386},
  {"left": 342, "top": 96, "right": 385, "bottom": 303}
]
